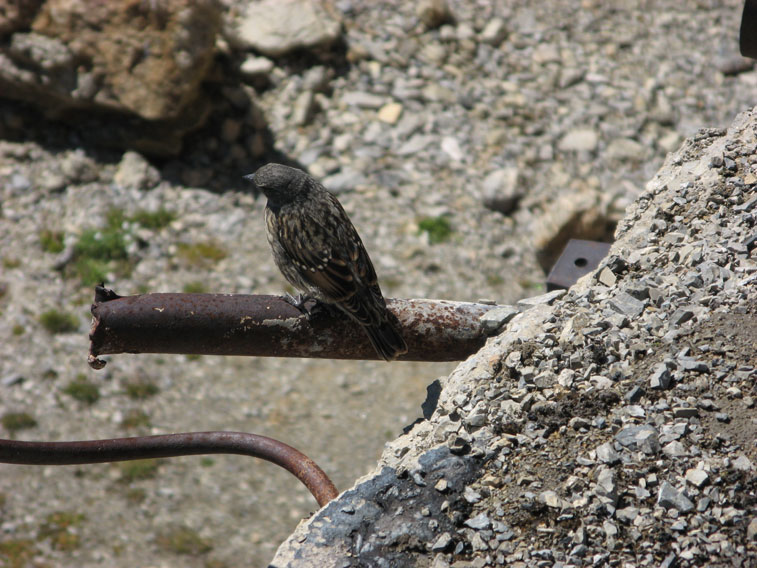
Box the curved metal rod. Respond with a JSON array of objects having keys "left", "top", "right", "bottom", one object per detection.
[{"left": 0, "top": 431, "right": 338, "bottom": 507}]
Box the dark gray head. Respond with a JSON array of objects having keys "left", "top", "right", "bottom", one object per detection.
[{"left": 244, "top": 163, "right": 310, "bottom": 205}]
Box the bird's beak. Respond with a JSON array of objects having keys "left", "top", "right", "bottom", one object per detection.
[{"left": 243, "top": 173, "right": 255, "bottom": 184}]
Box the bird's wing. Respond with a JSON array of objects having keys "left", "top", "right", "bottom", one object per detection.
[{"left": 275, "top": 194, "right": 386, "bottom": 325}]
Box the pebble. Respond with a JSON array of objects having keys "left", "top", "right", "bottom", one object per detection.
[
  {"left": 672, "top": 406, "right": 698, "bottom": 418},
  {"left": 377, "top": 102, "right": 403, "bottom": 124},
  {"left": 416, "top": 0, "right": 453, "bottom": 29},
  {"left": 558, "top": 128, "right": 599, "bottom": 153},
  {"left": 113, "top": 151, "right": 160, "bottom": 190},
  {"left": 481, "top": 167, "right": 523, "bottom": 215},
  {"left": 748, "top": 518, "right": 757, "bottom": 540},
  {"left": 239, "top": 55, "right": 274, "bottom": 77},
  {"left": 431, "top": 532, "right": 453, "bottom": 551},
  {"left": 605, "top": 138, "right": 646, "bottom": 161},
  {"left": 597, "top": 266, "right": 617, "bottom": 287},
  {"left": 732, "top": 455, "right": 753, "bottom": 471},
  {"left": 662, "top": 441, "right": 687, "bottom": 457},
  {"left": 596, "top": 442, "right": 620, "bottom": 465},
  {"left": 479, "top": 306, "right": 520, "bottom": 334},
  {"left": 608, "top": 292, "right": 645, "bottom": 317},
  {"left": 464, "top": 513, "right": 491, "bottom": 531},
  {"left": 657, "top": 482, "right": 694, "bottom": 513},
  {"left": 684, "top": 468, "right": 709, "bottom": 488},
  {"left": 342, "top": 91, "right": 386, "bottom": 109},
  {"left": 479, "top": 18, "right": 507, "bottom": 46},
  {"left": 516, "top": 289, "right": 566, "bottom": 308},
  {"left": 649, "top": 363, "right": 672, "bottom": 389}
]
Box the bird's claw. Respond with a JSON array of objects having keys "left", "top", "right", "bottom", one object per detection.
[
  {"left": 284, "top": 292, "right": 309, "bottom": 311},
  {"left": 283, "top": 292, "right": 321, "bottom": 319},
  {"left": 282, "top": 293, "right": 333, "bottom": 319}
]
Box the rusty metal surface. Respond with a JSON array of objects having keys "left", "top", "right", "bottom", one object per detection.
[
  {"left": 546, "top": 239, "right": 612, "bottom": 291},
  {"left": 89, "top": 287, "right": 499, "bottom": 366},
  {"left": 0, "top": 432, "right": 338, "bottom": 507}
]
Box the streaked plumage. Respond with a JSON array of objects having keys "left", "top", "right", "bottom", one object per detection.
[{"left": 245, "top": 163, "right": 408, "bottom": 361}]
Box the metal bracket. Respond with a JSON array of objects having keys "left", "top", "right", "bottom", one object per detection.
[{"left": 546, "top": 239, "right": 612, "bottom": 291}]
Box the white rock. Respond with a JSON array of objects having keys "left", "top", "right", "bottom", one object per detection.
[
  {"left": 685, "top": 468, "right": 709, "bottom": 488},
  {"left": 480, "top": 18, "right": 507, "bottom": 45},
  {"left": 230, "top": 0, "right": 342, "bottom": 57},
  {"left": 240, "top": 55, "right": 274, "bottom": 77},
  {"left": 558, "top": 128, "right": 599, "bottom": 152}
]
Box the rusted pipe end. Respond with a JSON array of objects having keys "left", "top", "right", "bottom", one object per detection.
[{"left": 89, "top": 285, "right": 120, "bottom": 368}]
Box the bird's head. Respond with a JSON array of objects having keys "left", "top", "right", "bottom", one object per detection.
[{"left": 244, "top": 163, "right": 310, "bottom": 205}]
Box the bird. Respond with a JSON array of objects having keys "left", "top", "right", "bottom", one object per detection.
[{"left": 244, "top": 163, "right": 408, "bottom": 361}]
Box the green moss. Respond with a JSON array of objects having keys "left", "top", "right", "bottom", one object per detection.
[
  {"left": 39, "top": 309, "right": 79, "bottom": 334},
  {"left": 2, "top": 257, "right": 21, "bottom": 269},
  {"left": 67, "top": 208, "right": 134, "bottom": 285},
  {"left": 182, "top": 281, "right": 209, "bottom": 294},
  {"left": 120, "top": 409, "right": 151, "bottom": 430},
  {"left": 1, "top": 412, "right": 37, "bottom": 433},
  {"left": 74, "top": 227, "right": 128, "bottom": 262},
  {"left": 11, "top": 324, "right": 24, "bottom": 336},
  {"left": 131, "top": 208, "right": 175, "bottom": 230},
  {"left": 105, "top": 208, "right": 126, "bottom": 230},
  {"left": 72, "top": 257, "right": 111, "bottom": 286},
  {"left": 62, "top": 375, "right": 100, "bottom": 405},
  {"left": 156, "top": 526, "right": 213, "bottom": 556},
  {"left": 200, "top": 457, "right": 215, "bottom": 467},
  {"left": 0, "top": 538, "right": 37, "bottom": 568},
  {"left": 177, "top": 241, "right": 227, "bottom": 268},
  {"left": 118, "top": 459, "right": 160, "bottom": 482},
  {"left": 39, "top": 229, "right": 65, "bottom": 253},
  {"left": 38, "top": 511, "right": 85, "bottom": 551},
  {"left": 417, "top": 216, "right": 453, "bottom": 244},
  {"left": 124, "top": 379, "right": 159, "bottom": 400}
]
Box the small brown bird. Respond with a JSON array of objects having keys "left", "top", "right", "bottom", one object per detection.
[{"left": 245, "top": 163, "right": 408, "bottom": 361}]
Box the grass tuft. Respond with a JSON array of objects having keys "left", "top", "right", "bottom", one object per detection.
[
  {"left": 62, "top": 374, "right": 100, "bottom": 405},
  {"left": 1, "top": 412, "right": 37, "bottom": 433},
  {"left": 417, "top": 216, "right": 453, "bottom": 244},
  {"left": 39, "top": 310, "right": 79, "bottom": 334}
]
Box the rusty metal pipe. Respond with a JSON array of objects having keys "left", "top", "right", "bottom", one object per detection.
[
  {"left": 0, "top": 431, "right": 338, "bottom": 507},
  {"left": 89, "top": 287, "right": 498, "bottom": 367}
]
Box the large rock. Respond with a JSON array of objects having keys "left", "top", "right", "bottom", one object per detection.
[
  {"left": 271, "top": 109, "right": 757, "bottom": 566},
  {"left": 0, "top": 0, "right": 222, "bottom": 155}
]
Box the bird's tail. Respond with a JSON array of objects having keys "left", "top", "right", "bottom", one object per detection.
[{"left": 363, "top": 315, "right": 408, "bottom": 362}]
